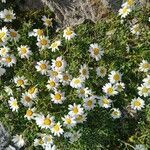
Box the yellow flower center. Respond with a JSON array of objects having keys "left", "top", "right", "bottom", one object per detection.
[
  {"left": 82, "top": 69, "right": 87, "bottom": 75},
  {"left": 51, "top": 42, "right": 58, "bottom": 48},
  {"left": 107, "top": 87, "right": 113, "bottom": 94},
  {"left": 12, "top": 101, "right": 18, "bottom": 107},
  {"left": 5, "top": 14, "right": 12, "bottom": 19},
  {"left": 63, "top": 75, "right": 69, "bottom": 81},
  {"left": 44, "top": 118, "right": 51, "bottom": 125},
  {"left": 28, "top": 87, "right": 36, "bottom": 94},
  {"left": 74, "top": 79, "right": 80, "bottom": 84},
  {"left": 40, "top": 64, "right": 47, "bottom": 70},
  {"left": 112, "top": 111, "right": 119, "bottom": 116},
  {"left": 49, "top": 81, "right": 55, "bottom": 87},
  {"left": 17, "top": 79, "right": 24, "bottom": 86},
  {"left": 39, "top": 139, "right": 44, "bottom": 144},
  {"left": 1, "top": 49, "right": 6, "bottom": 55},
  {"left": 5, "top": 57, "right": 12, "bottom": 63},
  {"left": 51, "top": 71, "right": 58, "bottom": 77},
  {"left": 134, "top": 101, "right": 141, "bottom": 107},
  {"left": 122, "top": 7, "right": 128, "bottom": 14},
  {"left": 87, "top": 100, "right": 92, "bottom": 106},
  {"left": 113, "top": 74, "right": 120, "bottom": 81},
  {"left": 55, "top": 61, "right": 62, "bottom": 67},
  {"left": 66, "top": 30, "right": 73, "bottom": 36},
  {"left": 0, "top": 32, "right": 5, "bottom": 40},
  {"left": 53, "top": 124, "right": 60, "bottom": 131},
  {"left": 142, "top": 87, "right": 148, "bottom": 93},
  {"left": 10, "top": 31, "right": 17, "bottom": 37},
  {"left": 66, "top": 118, "right": 71, "bottom": 124},
  {"left": 20, "top": 48, "right": 27, "bottom": 54},
  {"left": 54, "top": 93, "right": 61, "bottom": 101},
  {"left": 24, "top": 96, "right": 31, "bottom": 102},
  {"left": 40, "top": 39, "right": 48, "bottom": 45},
  {"left": 80, "top": 89, "right": 85, "bottom": 94},
  {"left": 76, "top": 115, "right": 82, "bottom": 121},
  {"left": 26, "top": 110, "right": 33, "bottom": 116},
  {"left": 143, "top": 63, "right": 149, "bottom": 69},
  {"left": 102, "top": 98, "right": 109, "bottom": 104},
  {"left": 127, "top": 0, "right": 134, "bottom": 6},
  {"left": 37, "top": 29, "right": 44, "bottom": 36},
  {"left": 93, "top": 48, "right": 99, "bottom": 55},
  {"left": 73, "top": 107, "right": 78, "bottom": 114},
  {"left": 45, "top": 19, "right": 52, "bottom": 26}
]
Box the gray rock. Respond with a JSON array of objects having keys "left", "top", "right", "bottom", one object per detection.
[{"left": 0, "top": 123, "right": 9, "bottom": 149}]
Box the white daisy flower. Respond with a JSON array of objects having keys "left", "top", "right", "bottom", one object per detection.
[
  {"left": 122, "top": 0, "right": 134, "bottom": 7},
  {"left": 65, "top": 130, "right": 81, "bottom": 144},
  {"left": 42, "top": 134, "right": 53, "bottom": 146},
  {"left": 77, "top": 87, "right": 92, "bottom": 98},
  {"left": 12, "top": 134, "right": 25, "bottom": 148},
  {"left": 102, "top": 83, "right": 118, "bottom": 96},
  {"left": 21, "top": 92, "right": 34, "bottom": 107},
  {"left": 131, "top": 97, "right": 145, "bottom": 110},
  {"left": 29, "top": 29, "right": 44, "bottom": 37},
  {"left": 83, "top": 96, "right": 96, "bottom": 110},
  {"left": 27, "top": 86, "right": 38, "bottom": 99},
  {"left": 2, "top": 54, "right": 16, "bottom": 67},
  {"left": 108, "top": 70, "right": 122, "bottom": 84},
  {"left": 48, "top": 69, "right": 61, "bottom": 79},
  {"left": 51, "top": 122, "right": 64, "bottom": 137},
  {"left": 0, "top": 66, "right": 6, "bottom": 76},
  {"left": 34, "top": 138, "right": 44, "bottom": 147},
  {"left": 59, "top": 71, "right": 71, "bottom": 86},
  {"left": 143, "top": 75, "right": 150, "bottom": 88},
  {"left": 37, "top": 36, "right": 50, "bottom": 50},
  {"left": 111, "top": 108, "right": 121, "bottom": 119},
  {"left": 0, "top": 26, "right": 9, "bottom": 45},
  {"left": 96, "top": 66, "right": 107, "bottom": 78},
  {"left": 17, "top": 45, "right": 32, "bottom": 59},
  {"left": 79, "top": 64, "right": 89, "bottom": 79},
  {"left": 45, "top": 144, "right": 56, "bottom": 150},
  {"left": 115, "top": 82, "right": 125, "bottom": 92},
  {"left": 75, "top": 113, "right": 87, "bottom": 124},
  {"left": 0, "top": 9, "right": 16, "bottom": 22},
  {"left": 0, "top": 46, "right": 9, "bottom": 56},
  {"left": 42, "top": 16, "right": 53, "bottom": 27},
  {"left": 51, "top": 90, "right": 65, "bottom": 104},
  {"left": 98, "top": 96, "right": 112, "bottom": 108},
  {"left": 63, "top": 27, "right": 76, "bottom": 40},
  {"left": 62, "top": 115, "right": 76, "bottom": 128},
  {"left": 68, "top": 103, "right": 84, "bottom": 117},
  {"left": 137, "top": 84, "right": 150, "bottom": 97},
  {"left": 35, "top": 114, "right": 55, "bottom": 129},
  {"left": 118, "top": 5, "right": 131, "bottom": 18},
  {"left": 89, "top": 43, "right": 104, "bottom": 61},
  {"left": 134, "top": 144, "right": 147, "bottom": 150},
  {"left": 51, "top": 56, "right": 66, "bottom": 71},
  {"left": 49, "top": 40, "right": 61, "bottom": 52},
  {"left": 70, "top": 77, "right": 84, "bottom": 89},
  {"left": 139, "top": 60, "right": 150, "bottom": 72},
  {"left": 131, "top": 24, "right": 140, "bottom": 35},
  {"left": 1, "top": 0, "right": 6, "bottom": 3},
  {"left": 35, "top": 60, "right": 50, "bottom": 75},
  {"left": 14, "top": 76, "right": 28, "bottom": 88},
  {"left": 46, "top": 77, "right": 59, "bottom": 91},
  {"left": 24, "top": 107, "right": 36, "bottom": 120},
  {"left": 8, "top": 97, "right": 19, "bottom": 112},
  {"left": 4, "top": 86, "right": 13, "bottom": 95},
  {"left": 9, "top": 29, "right": 20, "bottom": 41}
]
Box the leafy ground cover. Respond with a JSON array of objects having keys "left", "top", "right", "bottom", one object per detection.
[{"left": 0, "top": 0, "right": 150, "bottom": 149}]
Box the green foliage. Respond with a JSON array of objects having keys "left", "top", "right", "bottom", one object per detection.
[{"left": 0, "top": 1, "right": 150, "bottom": 150}]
